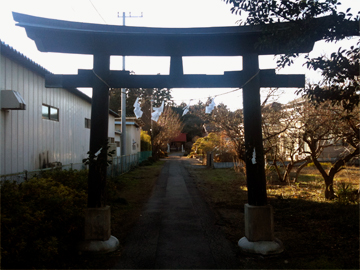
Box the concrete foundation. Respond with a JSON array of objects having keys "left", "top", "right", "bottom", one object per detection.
[
  {"left": 79, "top": 206, "right": 119, "bottom": 253},
  {"left": 78, "top": 235, "right": 119, "bottom": 254},
  {"left": 238, "top": 237, "right": 283, "bottom": 255},
  {"left": 84, "top": 205, "right": 111, "bottom": 241},
  {"left": 244, "top": 204, "right": 274, "bottom": 241},
  {"left": 238, "top": 204, "right": 283, "bottom": 255}
]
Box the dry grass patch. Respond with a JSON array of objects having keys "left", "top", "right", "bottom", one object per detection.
[
  {"left": 187, "top": 163, "right": 359, "bottom": 269},
  {"left": 266, "top": 165, "right": 360, "bottom": 202}
]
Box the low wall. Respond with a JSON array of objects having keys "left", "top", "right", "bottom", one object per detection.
[{"left": 213, "top": 162, "right": 243, "bottom": 169}]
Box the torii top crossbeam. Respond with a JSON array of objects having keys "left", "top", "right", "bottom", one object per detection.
[
  {"left": 13, "top": 12, "right": 333, "bottom": 90},
  {"left": 13, "top": 12, "right": 319, "bottom": 56}
]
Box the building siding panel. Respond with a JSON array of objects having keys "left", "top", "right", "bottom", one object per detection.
[
  {"left": 10, "top": 61, "right": 18, "bottom": 173},
  {"left": 17, "top": 64, "right": 25, "bottom": 173},
  {"left": 23, "top": 68, "right": 29, "bottom": 171},
  {"left": 1, "top": 52, "right": 100, "bottom": 175},
  {"left": 0, "top": 53, "right": 5, "bottom": 174},
  {"left": 0, "top": 43, "right": 115, "bottom": 176}
]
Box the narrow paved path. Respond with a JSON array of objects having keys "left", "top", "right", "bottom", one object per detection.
[{"left": 114, "top": 153, "right": 239, "bottom": 269}]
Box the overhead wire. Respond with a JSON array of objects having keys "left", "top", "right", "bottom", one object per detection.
[
  {"left": 92, "top": 70, "right": 111, "bottom": 88},
  {"left": 89, "top": 0, "right": 107, "bottom": 24},
  {"left": 93, "top": 68, "right": 261, "bottom": 107},
  {"left": 171, "top": 70, "right": 260, "bottom": 104}
]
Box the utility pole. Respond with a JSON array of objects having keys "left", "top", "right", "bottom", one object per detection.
[{"left": 117, "top": 12, "right": 143, "bottom": 156}]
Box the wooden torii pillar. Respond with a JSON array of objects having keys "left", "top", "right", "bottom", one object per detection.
[
  {"left": 13, "top": 12, "right": 328, "bottom": 254},
  {"left": 88, "top": 53, "right": 110, "bottom": 209},
  {"left": 240, "top": 53, "right": 279, "bottom": 254}
]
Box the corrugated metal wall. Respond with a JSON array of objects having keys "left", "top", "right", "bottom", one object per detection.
[
  {"left": 0, "top": 54, "right": 92, "bottom": 175},
  {"left": 126, "top": 125, "right": 141, "bottom": 155}
]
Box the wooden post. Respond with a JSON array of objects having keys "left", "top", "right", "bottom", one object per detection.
[
  {"left": 242, "top": 53, "right": 267, "bottom": 206},
  {"left": 88, "top": 53, "right": 110, "bottom": 208}
]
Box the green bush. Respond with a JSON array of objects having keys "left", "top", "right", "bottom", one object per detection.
[
  {"left": 1, "top": 170, "right": 87, "bottom": 268},
  {"left": 141, "top": 130, "right": 152, "bottom": 151},
  {"left": 336, "top": 182, "right": 359, "bottom": 205},
  {"left": 140, "top": 159, "right": 154, "bottom": 166},
  {"left": 40, "top": 168, "right": 88, "bottom": 190}
]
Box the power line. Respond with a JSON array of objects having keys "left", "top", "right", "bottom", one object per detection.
[
  {"left": 92, "top": 70, "right": 111, "bottom": 88},
  {"left": 89, "top": 0, "right": 107, "bottom": 24},
  {"left": 171, "top": 91, "right": 242, "bottom": 104},
  {"left": 170, "top": 70, "right": 260, "bottom": 104}
]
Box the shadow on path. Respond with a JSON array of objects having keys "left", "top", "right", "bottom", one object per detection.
[{"left": 113, "top": 154, "right": 239, "bottom": 269}]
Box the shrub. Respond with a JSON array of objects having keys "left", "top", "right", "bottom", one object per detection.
[
  {"left": 141, "top": 130, "right": 152, "bottom": 151},
  {"left": 158, "top": 150, "right": 167, "bottom": 158},
  {"left": 336, "top": 182, "right": 360, "bottom": 205},
  {"left": 139, "top": 160, "right": 152, "bottom": 166},
  {"left": 1, "top": 170, "right": 87, "bottom": 268},
  {"left": 40, "top": 168, "right": 88, "bottom": 191}
]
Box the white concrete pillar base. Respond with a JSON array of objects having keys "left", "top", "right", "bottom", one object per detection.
[
  {"left": 238, "top": 237, "right": 283, "bottom": 255},
  {"left": 239, "top": 203, "right": 283, "bottom": 255},
  {"left": 78, "top": 235, "right": 119, "bottom": 254}
]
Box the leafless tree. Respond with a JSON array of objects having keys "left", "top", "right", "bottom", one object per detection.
[
  {"left": 152, "top": 107, "right": 183, "bottom": 160},
  {"left": 210, "top": 104, "right": 246, "bottom": 161},
  {"left": 299, "top": 101, "right": 359, "bottom": 199},
  {"left": 262, "top": 100, "right": 310, "bottom": 182}
]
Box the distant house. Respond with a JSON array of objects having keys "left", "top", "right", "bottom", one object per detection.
[
  {"left": 0, "top": 41, "right": 118, "bottom": 177},
  {"left": 114, "top": 116, "right": 145, "bottom": 156},
  {"left": 264, "top": 98, "right": 352, "bottom": 163},
  {"left": 169, "top": 133, "right": 187, "bottom": 152}
]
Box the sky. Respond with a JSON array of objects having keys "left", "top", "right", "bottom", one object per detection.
[{"left": 0, "top": 0, "right": 359, "bottom": 111}]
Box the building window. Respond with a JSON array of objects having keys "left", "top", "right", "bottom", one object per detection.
[
  {"left": 85, "top": 118, "right": 91, "bottom": 129},
  {"left": 42, "top": 104, "right": 59, "bottom": 121}
]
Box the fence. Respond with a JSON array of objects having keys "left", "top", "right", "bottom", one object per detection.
[
  {"left": 0, "top": 151, "right": 153, "bottom": 183},
  {"left": 138, "top": 151, "right": 153, "bottom": 163},
  {"left": 0, "top": 162, "right": 86, "bottom": 183}
]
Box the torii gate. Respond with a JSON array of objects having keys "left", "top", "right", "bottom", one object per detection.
[{"left": 13, "top": 12, "right": 321, "bottom": 254}]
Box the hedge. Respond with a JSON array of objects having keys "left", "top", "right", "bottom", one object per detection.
[{"left": 1, "top": 170, "right": 88, "bottom": 268}]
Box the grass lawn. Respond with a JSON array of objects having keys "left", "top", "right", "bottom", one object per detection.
[{"left": 187, "top": 161, "right": 360, "bottom": 269}]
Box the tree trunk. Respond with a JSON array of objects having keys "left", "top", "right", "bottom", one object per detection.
[
  {"left": 312, "top": 156, "right": 337, "bottom": 199},
  {"left": 324, "top": 176, "right": 336, "bottom": 200},
  {"left": 294, "top": 158, "right": 311, "bottom": 182},
  {"left": 324, "top": 147, "right": 359, "bottom": 199},
  {"left": 272, "top": 157, "right": 283, "bottom": 182},
  {"left": 283, "top": 163, "right": 293, "bottom": 182}
]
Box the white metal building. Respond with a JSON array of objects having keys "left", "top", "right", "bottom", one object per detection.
[
  {"left": 114, "top": 117, "right": 144, "bottom": 156},
  {"left": 0, "top": 41, "right": 118, "bottom": 176}
]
